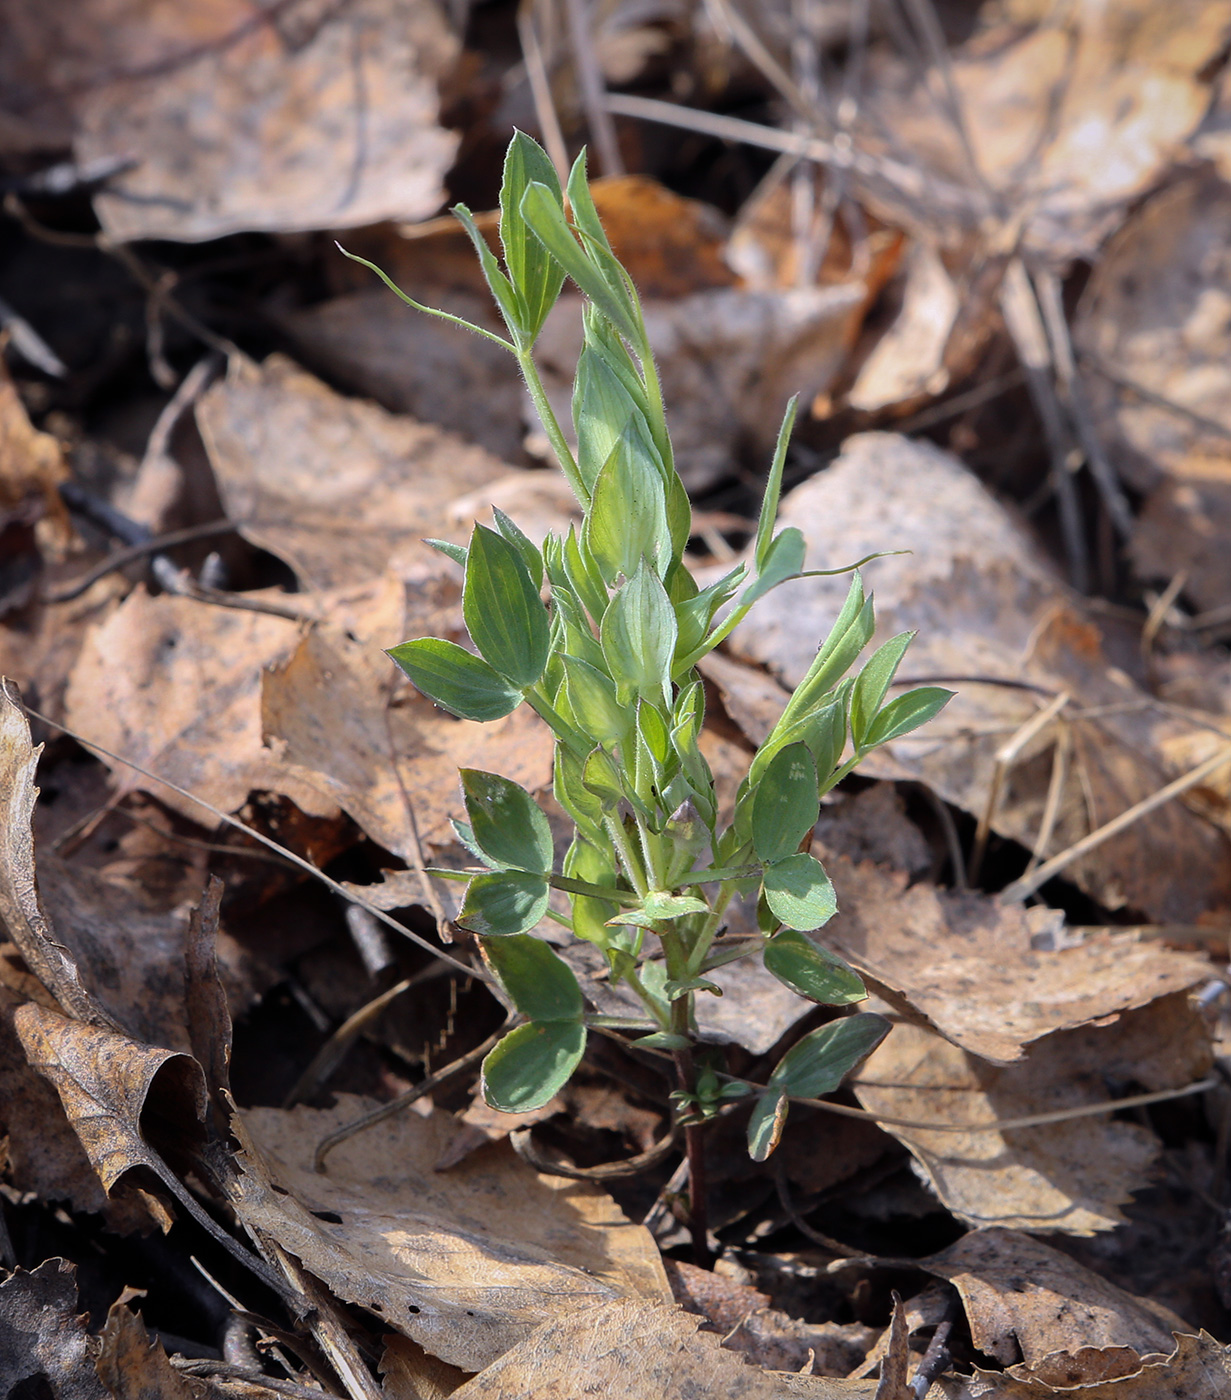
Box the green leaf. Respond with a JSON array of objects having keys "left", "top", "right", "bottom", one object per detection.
[
  {"left": 615, "top": 890, "right": 710, "bottom": 930},
  {"left": 482, "top": 1020, "right": 586, "bottom": 1111},
  {"left": 771, "top": 575, "right": 872, "bottom": 734},
  {"left": 633, "top": 1031, "right": 691, "bottom": 1051},
  {"left": 460, "top": 769, "right": 553, "bottom": 872},
  {"left": 850, "top": 632, "right": 914, "bottom": 750},
  {"left": 450, "top": 818, "right": 498, "bottom": 868},
  {"left": 560, "top": 654, "right": 627, "bottom": 749},
  {"left": 762, "top": 852, "right": 837, "bottom": 931},
  {"left": 457, "top": 870, "right": 549, "bottom": 936},
  {"left": 600, "top": 560, "right": 678, "bottom": 709},
  {"left": 425, "top": 537, "right": 468, "bottom": 568},
  {"left": 754, "top": 396, "right": 798, "bottom": 572},
  {"left": 747, "top": 1089, "right": 789, "bottom": 1162},
  {"left": 584, "top": 419, "right": 671, "bottom": 584},
  {"left": 565, "top": 837, "right": 620, "bottom": 945},
  {"left": 740, "top": 527, "right": 807, "bottom": 609},
  {"left": 672, "top": 564, "right": 744, "bottom": 663},
  {"left": 769, "top": 1013, "right": 890, "bottom": 1098},
  {"left": 452, "top": 203, "right": 526, "bottom": 339},
  {"left": 482, "top": 933, "right": 585, "bottom": 1020},
  {"left": 387, "top": 638, "right": 521, "bottom": 721},
  {"left": 563, "top": 524, "right": 610, "bottom": 626},
  {"left": 864, "top": 687, "right": 954, "bottom": 748},
  {"left": 491, "top": 506, "right": 543, "bottom": 590},
  {"left": 521, "top": 182, "right": 639, "bottom": 342},
  {"left": 573, "top": 346, "right": 652, "bottom": 495},
  {"left": 463, "top": 524, "right": 550, "bottom": 687},
  {"left": 554, "top": 744, "right": 605, "bottom": 842},
  {"left": 763, "top": 930, "right": 865, "bottom": 1005},
  {"left": 751, "top": 742, "right": 819, "bottom": 863},
  {"left": 499, "top": 131, "right": 566, "bottom": 342}
]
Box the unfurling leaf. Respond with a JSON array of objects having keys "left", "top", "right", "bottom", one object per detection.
[
  {"left": 851, "top": 631, "right": 914, "bottom": 749},
  {"left": 387, "top": 638, "right": 522, "bottom": 721},
  {"left": 460, "top": 769, "right": 553, "bottom": 872},
  {"left": 762, "top": 929, "right": 865, "bottom": 1005},
  {"left": 864, "top": 686, "right": 954, "bottom": 748},
  {"left": 600, "top": 560, "right": 677, "bottom": 709},
  {"left": 762, "top": 851, "right": 837, "bottom": 931}
]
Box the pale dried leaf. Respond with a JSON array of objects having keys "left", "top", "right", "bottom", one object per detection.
[
  {"left": 446, "top": 1298, "right": 882, "bottom": 1399},
  {"left": 967, "top": 1331, "right": 1231, "bottom": 1397},
  {"left": 874, "top": 1296, "right": 911, "bottom": 1400},
  {"left": 815, "top": 854, "right": 1210, "bottom": 1065},
  {"left": 924, "top": 1228, "right": 1187, "bottom": 1366},
  {"left": 0, "top": 361, "right": 73, "bottom": 557},
  {"left": 71, "top": 0, "right": 459, "bottom": 241},
  {"left": 379, "top": 1335, "right": 470, "bottom": 1400},
  {"left": 726, "top": 432, "right": 1231, "bottom": 923},
  {"left": 231, "top": 1097, "right": 671, "bottom": 1370},
  {"left": 1075, "top": 171, "right": 1231, "bottom": 610},
  {"left": 853, "top": 996, "right": 1211, "bottom": 1234},
  {"left": 0, "top": 1258, "right": 109, "bottom": 1400},
  {"left": 196, "top": 355, "right": 520, "bottom": 591}
]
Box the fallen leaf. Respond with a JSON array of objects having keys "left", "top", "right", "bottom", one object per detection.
[
  {"left": 195, "top": 354, "right": 522, "bottom": 591},
  {"left": 1075, "top": 171, "right": 1231, "bottom": 610},
  {"left": 380, "top": 1334, "right": 471, "bottom": 1400},
  {"left": 445, "top": 1298, "right": 881, "bottom": 1398},
  {"left": 0, "top": 1258, "right": 109, "bottom": 1400},
  {"left": 814, "top": 853, "right": 1211, "bottom": 1065},
  {"left": 967, "top": 1330, "right": 1231, "bottom": 1398},
  {"left": 95, "top": 1299, "right": 205, "bottom": 1399},
  {"left": 853, "top": 993, "right": 1211, "bottom": 1235},
  {"left": 62, "top": 0, "right": 460, "bottom": 241},
  {"left": 867, "top": 5, "right": 1231, "bottom": 261},
  {"left": 231, "top": 1097, "right": 672, "bottom": 1370},
  {"left": 724, "top": 432, "right": 1231, "bottom": 923},
  {"left": 923, "top": 1227, "right": 1187, "bottom": 1367},
  {"left": 0, "top": 362, "right": 73, "bottom": 585},
  {"left": 875, "top": 1296, "right": 912, "bottom": 1400}
]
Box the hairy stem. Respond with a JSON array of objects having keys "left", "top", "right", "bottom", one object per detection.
[{"left": 670, "top": 992, "right": 710, "bottom": 1267}]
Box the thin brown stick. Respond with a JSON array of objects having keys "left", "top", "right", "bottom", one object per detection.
[
  {"left": 44, "top": 519, "right": 236, "bottom": 602},
  {"left": 313, "top": 1020, "right": 514, "bottom": 1172},
  {"left": 564, "top": 0, "right": 623, "bottom": 175},
  {"left": 1023, "top": 721, "right": 1071, "bottom": 878},
  {"left": 518, "top": 0, "right": 570, "bottom": 180},
  {"left": 509, "top": 1123, "right": 677, "bottom": 1180},
  {"left": 1001, "top": 743, "right": 1231, "bottom": 903},
  {"left": 171, "top": 1360, "right": 334, "bottom": 1400}
]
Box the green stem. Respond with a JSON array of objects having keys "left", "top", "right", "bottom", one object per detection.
[
  {"left": 620, "top": 966, "right": 671, "bottom": 1029},
  {"left": 684, "top": 880, "right": 737, "bottom": 977},
  {"left": 669, "top": 992, "right": 710, "bottom": 1267},
  {"left": 523, "top": 688, "right": 589, "bottom": 756},
  {"left": 517, "top": 349, "right": 586, "bottom": 504},
  {"left": 605, "top": 814, "right": 648, "bottom": 898}
]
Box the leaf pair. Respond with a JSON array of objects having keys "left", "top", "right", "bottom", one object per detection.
[{"left": 453, "top": 771, "right": 553, "bottom": 938}]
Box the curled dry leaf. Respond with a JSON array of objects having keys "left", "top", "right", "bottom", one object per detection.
[
  {"left": 814, "top": 852, "right": 1211, "bottom": 1065},
  {"left": 723, "top": 432, "right": 1231, "bottom": 923},
  {"left": 445, "top": 1297, "right": 881, "bottom": 1399},
  {"left": 1076, "top": 171, "right": 1231, "bottom": 611},
  {"left": 231, "top": 1097, "right": 671, "bottom": 1371},
  {"left": 0, "top": 1258, "right": 109, "bottom": 1400},
  {"left": 967, "top": 1330, "right": 1231, "bottom": 1398},
  {"left": 923, "top": 1227, "right": 1187, "bottom": 1367},
  {"left": 95, "top": 1300, "right": 205, "bottom": 1400},
  {"left": 853, "top": 993, "right": 1212, "bottom": 1235},
  {"left": 62, "top": 0, "right": 460, "bottom": 241},
  {"left": 14, "top": 1000, "right": 206, "bottom": 1224},
  {"left": 196, "top": 354, "right": 525, "bottom": 591}
]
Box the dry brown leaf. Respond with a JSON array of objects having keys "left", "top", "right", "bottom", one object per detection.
[
  {"left": 853, "top": 994, "right": 1211, "bottom": 1235},
  {"left": 0, "top": 361, "right": 73, "bottom": 569},
  {"left": 0, "top": 1258, "right": 110, "bottom": 1400},
  {"left": 231, "top": 1097, "right": 671, "bottom": 1371},
  {"left": 62, "top": 584, "right": 329, "bottom": 825},
  {"left": 261, "top": 596, "right": 554, "bottom": 858},
  {"left": 924, "top": 1228, "right": 1186, "bottom": 1367},
  {"left": 967, "top": 1330, "right": 1231, "bottom": 1397},
  {"left": 95, "top": 1299, "right": 206, "bottom": 1399},
  {"left": 534, "top": 284, "right": 866, "bottom": 491},
  {"left": 875, "top": 1296, "right": 912, "bottom": 1400},
  {"left": 14, "top": 1000, "right": 206, "bottom": 1225},
  {"left": 724, "top": 432, "right": 1231, "bottom": 923},
  {"left": 445, "top": 1298, "right": 882, "bottom": 1399},
  {"left": 59, "top": 0, "right": 460, "bottom": 241},
  {"left": 1, "top": 680, "right": 116, "bottom": 1026},
  {"left": 814, "top": 853, "right": 1210, "bottom": 1065},
  {"left": 380, "top": 1334, "right": 470, "bottom": 1400},
  {"left": 1075, "top": 171, "right": 1231, "bottom": 611},
  {"left": 867, "top": 4, "right": 1231, "bottom": 261},
  {"left": 196, "top": 354, "right": 525, "bottom": 591}
]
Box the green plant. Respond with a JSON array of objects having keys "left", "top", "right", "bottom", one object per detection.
[{"left": 346, "top": 132, "right": 951, "bottom": 1254}]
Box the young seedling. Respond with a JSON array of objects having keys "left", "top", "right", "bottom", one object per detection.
[{"left": 344, "top": 132, "right": 951, "bottom": 1263}]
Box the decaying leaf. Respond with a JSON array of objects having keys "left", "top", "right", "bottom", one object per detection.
[
  {"left": 967, "top": 1330, "right": 1231, "bottom": 1398},
  {"left": 66, "top": 0, "right": 460, "bottom": 241},
  {"left": 814, "top": 852, "right": 1210, "bottom": 1065},
  {"left": 380, "top": 1333, "right": 471, "bottom": 1400},
  {"left": 924, "top": 1227, "right": 1187, "bottom": 1367},
  {"left": 853, "top": 993, "right": 1211, "bottom": 1235},
  {"left": 1076, "top": 171, "right": 1231, "bottom": 610},
  {"left": 195, "top": 354, "right": 523, "bottom": 591},
  {"left": 0, "top": 1258, "right": 109, "bottom": 1400},
  {"left": 445, "top": 1298, "right": 882, "bottom": 1399},
  {"left": 723, "top": 432, "right": 1231, "bottom": 923},
  {"left": 0, "top": 361, "right": 73, "bottom": 572},
  {"left": 231, "top": 1097, "right": 671, "bottom": 1371},
  {"left": 95, "top": 1300, "right": 205, "bottom": 1400}
]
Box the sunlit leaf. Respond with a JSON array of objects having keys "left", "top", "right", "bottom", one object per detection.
[
  {"left": 751, "top": 742, "right": 819, "bottom": 863},
  {"left": 762, "top": 930, "right": 865, "bottom": 1005},
  {"left": 387, "top": 638, "right": 521, "bottom": 721},
  {"left": 762, "top": 852, "right": 837, "bottom": 932},
  {"left": 482, "top": 933, "right": 585, "bottom": 1020},
  {"left": 463, "top": 524, "right": 550, "bottom": 687},
  {"left": 460, "top": 769, "right": 553, "bottom": 872},
  {"left": 747, "top": 1089, "right": 789, "bottom": 1162},
  {"left": 768, "top": 1013, "right": 891, "bottom": 1098},
  {"left": 457, "top": 870, "right": 549, "bottom": 937},
  {"left": 864, "top": 686, "right": 954, "bottom": 748},
  {"left": 482, "top": 1021, "right": 587, "bottom": 1111},
  {"left": 851, "top": 631, "right": 914, "bottom": 750}
]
